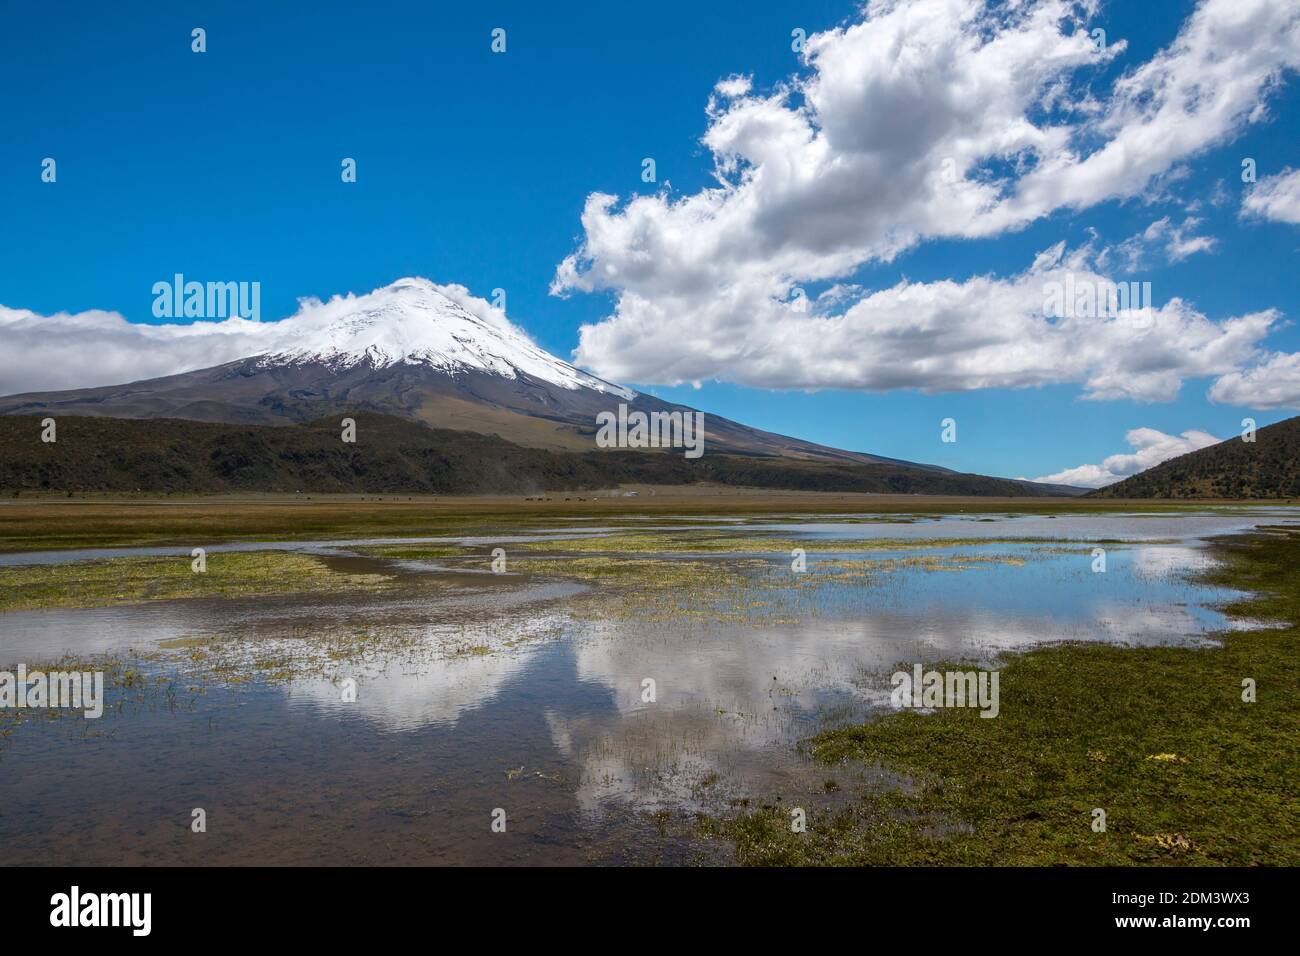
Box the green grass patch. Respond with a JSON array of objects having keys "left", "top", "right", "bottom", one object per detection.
[
  {"left": 513, "top": 532, "right": 1075, "bottom": 554},
  {"left": 350, "top": 543, "right": 467, "bottom": 560},
  {"left": 0, "top": 550, "right": 395, "bottom": 612},
  {"left": 709, "top": 530, "right": 1300, "bottom": 865}
]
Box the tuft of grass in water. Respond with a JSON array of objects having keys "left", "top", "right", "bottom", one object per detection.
[
  {"left": 513, "top": 555, "right": 771, "bottom": 623},
  {"left": 514, "top": 546, "right": 1034, "bottom": 625},
  {"left": 0, "top": 550, "right": 395, "bottom": 612},
  {"left": 708, "top": 529, "right": 1300, "bottom": 866},
  {"left": 512, "top": 532, "right": 1082, "bottom": 555},
  {"left": 350, "top": 543, "right": 467, "bottom": 560}
]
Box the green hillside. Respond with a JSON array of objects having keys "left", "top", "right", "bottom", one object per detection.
[{"left": 1091, "top": 416, "right": 1300, "bottom": 499}]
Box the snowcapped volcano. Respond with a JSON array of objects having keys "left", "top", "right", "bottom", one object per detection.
[
  {"left": 0, "top": 276, "right": 952, "bottom": 468},
  {"left": 255, "top": 278, "right": 635, "bottom": 400}
]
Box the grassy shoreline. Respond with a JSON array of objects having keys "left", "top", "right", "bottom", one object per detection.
[
  {"left": 1, "top": 491, "right": 1292, "bottom": 553},
  {"left": 0, "top": 551, "right": 395, "bottom": 612},
  {"left": 707, "top": 529, "right": 1300, "bottom": 865}
]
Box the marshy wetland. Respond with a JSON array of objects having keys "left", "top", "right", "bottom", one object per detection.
[{"left": 1, "top": 497, "right": 1297, "bottom": 865}]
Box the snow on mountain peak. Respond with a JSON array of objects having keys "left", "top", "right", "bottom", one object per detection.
[{"left": 255, "top": 277, "right": 635, "bottom": 399}]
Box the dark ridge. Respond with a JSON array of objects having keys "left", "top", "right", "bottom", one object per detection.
[{"left": 0, "top": 413, "right": 1070, "bottom": 497}]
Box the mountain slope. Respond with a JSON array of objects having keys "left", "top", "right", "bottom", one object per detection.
[
  {"left": 0, "top": 413, "right": 1073, "bottom": 496},
  {"left": 0, "top": 277, "right": 1085, "bottom": 495},
  {"left": 0, "top": 354, "right": 908, "bottom": 464},
  {"left": 1090, "top": 416, "right": 1300, "bottom": 499},
  {"left": 0, "top": 279, "right": 918, "bottom": 466}
]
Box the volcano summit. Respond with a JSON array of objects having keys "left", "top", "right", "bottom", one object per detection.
[{"left": 0, "top": 278, "right": 1081, "bottom": 495}]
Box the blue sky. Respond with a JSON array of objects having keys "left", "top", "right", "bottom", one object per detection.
[{"left": 1, "top": 0, "right": 1297, "bottom": 484}]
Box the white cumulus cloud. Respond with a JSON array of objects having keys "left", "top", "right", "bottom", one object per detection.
[
  {"left": 555, "top": 0, "right": 1300, "bottom": 393},
  {"left": 1033, "top": 426, "right": 1222, "bottom": 488},
  {"left": 1111, "top": 216, "right": 1218, "bottom": 268},
  {"left": 1210, "top": 351, "right": 1300, "bottom": 409},
  {"left": 1242, "top": 167, "right": 1300, "bottom": 224},
  {"left": 0, "top": 305, "right": 270, "bottom": 396},
  {"left": 567, "top": 241, "right": 1279, "bottom": 401}
]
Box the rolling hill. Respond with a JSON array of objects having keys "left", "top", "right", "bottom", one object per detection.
[{"left": 1090, "top": 416, "right": 1300, "bottom": 499}]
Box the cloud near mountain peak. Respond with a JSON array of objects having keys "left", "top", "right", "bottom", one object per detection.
[{"left": 0, "top": 281, "right": 523, "bottom": 396}]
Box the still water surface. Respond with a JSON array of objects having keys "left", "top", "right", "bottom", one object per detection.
[{"left": 0, "top": 509, "right": 1292, "bottom": 864}]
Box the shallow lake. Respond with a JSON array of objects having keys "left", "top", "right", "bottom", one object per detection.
[{"left": 0, "top": 508, "right": 1295, "bottom": 864}]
